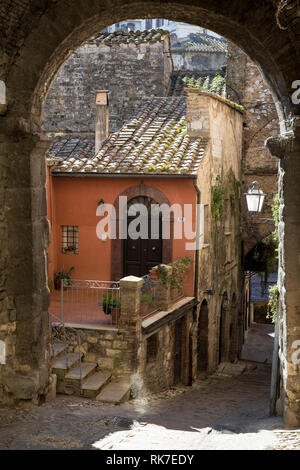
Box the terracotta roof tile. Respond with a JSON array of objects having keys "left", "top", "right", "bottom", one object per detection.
[
  {"left": 171, "top": 33, "right": 227, "bottom": 53},
  {"left": 88, "top": 29, "right": 169, "bottom": 46},
  {"left": 168, "top": 70, "right": 226, "bottom": 97},
  {"left": 47, "top": 97, "right": 208, "bottom": 175}
]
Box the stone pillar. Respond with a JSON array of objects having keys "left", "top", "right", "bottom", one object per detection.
[
  {"left": 0, "top": 124, "right": 51, "bottom": 404},
  {"left": 267, "top": 124, "right": 300, "bottom": 426},
  {"left": 117, "top": 275, "right": 143, "bottom": 379}
]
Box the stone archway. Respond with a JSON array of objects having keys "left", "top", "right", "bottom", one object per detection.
[{"left": 1, "top": 0, "right": 300, "bottom": 424}]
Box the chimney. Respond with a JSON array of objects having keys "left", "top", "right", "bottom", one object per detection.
[
  {"left": 95, "top": 90, "right": 109, "bottom": 154},
  {"left": 186, "top": 88, "right": 210, "bottom": 138}
]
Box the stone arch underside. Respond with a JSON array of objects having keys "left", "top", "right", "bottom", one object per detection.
[
  {"left": 1, "top": 0, "right": 300, "bottom": 425},
  {"left": 1, "top": 1, "right": 299, "bottom": 131}
]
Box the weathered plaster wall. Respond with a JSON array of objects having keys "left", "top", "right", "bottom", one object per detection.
[
  {"left": 187, "top": 91, "right": 243, "bottom": 373},
  {"left": 43, "top": 36, "right": 173, "bottom": 134}
]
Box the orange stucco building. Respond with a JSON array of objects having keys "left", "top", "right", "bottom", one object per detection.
[{"left": 47, "top": 171, "right": 197, "bottom": 295}]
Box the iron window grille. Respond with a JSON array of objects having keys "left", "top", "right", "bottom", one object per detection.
[{"left": 61, "top": 225, "right": 78, "bottom": 254}]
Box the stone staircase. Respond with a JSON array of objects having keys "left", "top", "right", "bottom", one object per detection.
[{"left": 51, "top": 342, "right": 131, "bottom": 403}]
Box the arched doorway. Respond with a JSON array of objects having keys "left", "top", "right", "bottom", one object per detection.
[
  {"left": 197, "top": 300, "right": 208, "bottom": 372},
  {"left": 229, "top": 293, "right": 238, "bottom": 362},
  {"left": 219, "top": 292, "right": 228, "bottom": 364},
  {"left": 123, "top": 195, "right": 162, "bottom": 277}
]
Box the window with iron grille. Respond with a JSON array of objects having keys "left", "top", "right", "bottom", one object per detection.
[{"left": 61, "top": 226, "right": 78, "bottom": 254}]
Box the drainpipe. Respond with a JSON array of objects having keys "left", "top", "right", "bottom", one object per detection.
[
  {"left": 95, "top": 90, "right": 109, "bottom": 154},
  {"left": 188, "top": 179, "right": 201, "bottom": 385}
]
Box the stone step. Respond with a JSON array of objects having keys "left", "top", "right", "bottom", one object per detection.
[
  {"left": 82, "top": 371, "right": 112, "bottom": 399},
  {"left": 50, "top": 342, "right": 67, "bottom": 360},
  {"left": 96, "top": 380, "right": 131, "bottom": 404},
  {"left": 51, "top": 352, "right": 81, "bottom": 394},
  {"left": 52, "top": 352, "right": 81, "bottom": 371},
  {"left": 64, "top": 362, "right": 97, "bottom": 396}
]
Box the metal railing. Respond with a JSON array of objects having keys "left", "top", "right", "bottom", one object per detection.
[
  {"left": 49, "top": 279, "right": 120, "bottom": 326},
  {"left": 50, "top": 311, "right": 83, "bottom": 395},
  {"left": 140, "top": 274, "right": 160, "bottom": 318}
]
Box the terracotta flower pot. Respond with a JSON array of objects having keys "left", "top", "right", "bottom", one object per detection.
[
  {"left": 140, "top": 302, "right": 149, "bottom": 317},
  {"left": 150, "top": 270, "right": 159, "bottom": 281}
]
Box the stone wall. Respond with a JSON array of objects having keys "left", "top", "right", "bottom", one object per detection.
[
  {"left": 139, "top": 307, "right": 194, "bottom": 393},
  {"left": 43, "top": 35, "right": 173, "bottom": 134},
  {"left": 65, "top": 326, "right": 126, "bottom": 375},
  {"left": 172, "top": 51, "right": 226, "bottom": 72},
  {"left": 187, "top": 91, "right": 243, "bottom": 373},
  {"left": 226, "top": 42, "right": 280, "bottom": 254}
]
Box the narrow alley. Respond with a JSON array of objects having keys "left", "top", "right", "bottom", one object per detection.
[{"left": 0, "top": 363, "right": 298, "bottom": 450}]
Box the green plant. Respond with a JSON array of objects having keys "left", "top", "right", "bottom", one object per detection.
[
  {"left": 267, "top": 283, "right": 279, "bottom": 323},
  {"left": 140, "top": 293, "right": 153, "bottom": 305},
  {"left": 211, "top": 175, "right": 226, "bottom": 221},
  {"left": 101, "top": 294, "right": 120, "bottom": 315},
  {"left": 54, "top": 264, "right": 74, "bottom": 289},
  {"left": 170, "top": 257, "right": 193, "bottom": 291},
  {"left": 157, "top": 264, "right": 169, "bottom": 285}
]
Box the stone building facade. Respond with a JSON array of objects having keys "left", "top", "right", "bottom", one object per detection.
[
  {"left": 226, "top": 42, "right": 279, "bottom": 255},
  {"left": 43, "top": 30, "right": 173, "bottom": 134}
]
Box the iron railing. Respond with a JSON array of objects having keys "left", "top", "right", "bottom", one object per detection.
[{"left": 49, "top": 279, "right": 120, "bottom": 326}]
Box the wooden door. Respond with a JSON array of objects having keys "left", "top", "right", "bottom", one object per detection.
[{"left": 123, "top": 196, "right": 162, "bottom": 277}]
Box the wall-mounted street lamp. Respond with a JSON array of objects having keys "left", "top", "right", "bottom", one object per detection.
[{"left": 245, "top": 181, "right": 265, "bottom": 213}]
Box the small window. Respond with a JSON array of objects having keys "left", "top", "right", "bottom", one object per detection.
[
  {"left": 61, "top": 225, "right": 78, "bottom": 254},
  {"left": 146, "top": 334, "right": 158, "bottom": 363}
]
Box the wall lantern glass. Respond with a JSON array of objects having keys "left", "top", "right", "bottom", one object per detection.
[{"left": 245, "top": 181, "right": 265, "bottom": 212}]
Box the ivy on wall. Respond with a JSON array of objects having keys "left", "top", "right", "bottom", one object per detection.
[
  {"left": 211, "top": 175, "right": 226, "bottom": 221},
  {"left": 211, "top": 170, "right": 240, "bottom": 221}
]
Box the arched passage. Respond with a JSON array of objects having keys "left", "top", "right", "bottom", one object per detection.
[
  {"left": 1, "top": 0, "right": 300, "bottom": 425},
  {"left": 197, "top": 299, "right": 209, "bottom": 372}
]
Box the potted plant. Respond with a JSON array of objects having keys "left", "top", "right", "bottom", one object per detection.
[
  {"left": 170, "top": 257, "right": 193, "bottom": 299},
  {"left": 140, "top": 293, "right": 153, "bottom": 316},
  {"left": 54, "top": 264, "right": 74, "bottom": 290},
  {"left": 63, "top": 244, "right": 77, "bottom": 254},
  {"left": 150, "top": 267, "right": 159, "bottom": 281},
  {"left": 101, "top": 294, "right": 120, "bottom": 324}
]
